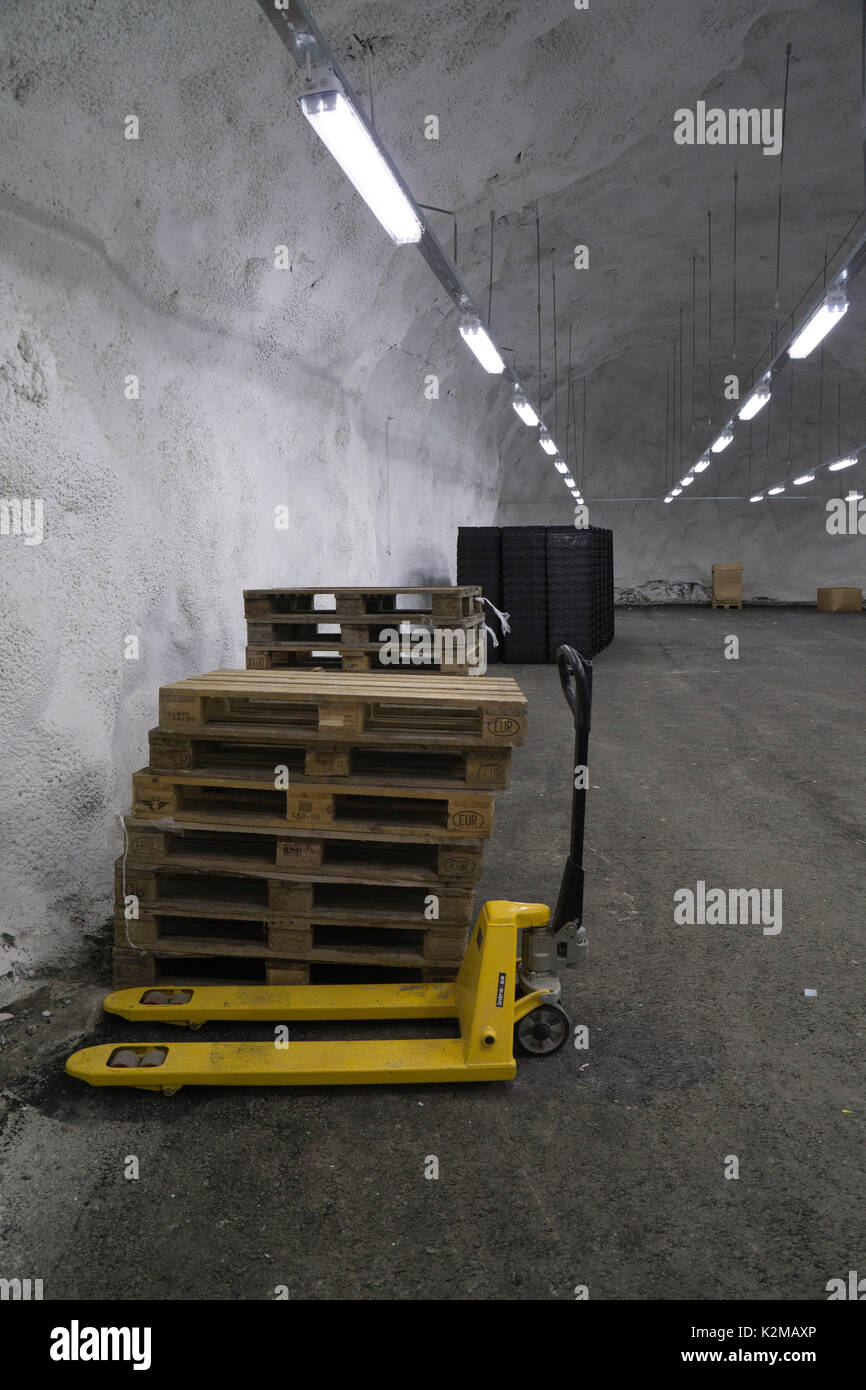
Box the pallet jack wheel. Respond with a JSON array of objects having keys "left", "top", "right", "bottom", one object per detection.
[{"left": 514, "top": 1002, "right": 571, "bottom": 1057}]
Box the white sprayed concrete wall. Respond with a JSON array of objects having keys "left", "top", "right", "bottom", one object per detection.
[{"left": 0, "top": 0, "right": 508, "bottom": 990}]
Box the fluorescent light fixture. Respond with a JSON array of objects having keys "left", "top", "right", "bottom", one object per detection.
[
  {"left": 554, "top": 458, "right": 568, "bottom": 474},
  {"left": 693, "top": 455, "right": 710, "bottom": 473},
  {"left": 680, "top": 475, "right": 694, "bottom": 486},
  {"left": 711, "top": 427, "right": 734, "bottom": 453},
  {"left": 671, "top": 487, "right": 682, "bottom": 496},
  {"left": 750, "top": 493, "right": 764, "bottom": 502},
  {"left": 846, "top": 490, "right": 864, "bottom": 500},
  {"left": 738, "top": 380, "right": 771, "bottom": 421},
  {"left": 512, "top": 387, "right": 540, "bottom": 427},
  {"left": 539, "top": 429, "right": 558, "bottom": 456},
  {"left": 793, "top": 473, "right": 815, "bottom": 485},
  {"left": 664, "top": 496, "right": 673, "bottom": 504},
  {"left": 564, "top": 475, "right": 576, "bottom": 488},
  {"left": 767, "top": 485, "right": 785, "bottom": 495},
  {"left": 458, "top": 314, "right": 506, "bottom": 374},
  {"left": 828, "top": 455, "right": 857, "bottom": 471},
  {"left": 571, "top": 489, "right": 581, "bottom": 499},
  {"left": 788, "top": 287, "right": 849, "bottom": 359},
  {"left": 299, "top": 90, "right": 423, "bottom": 245}
]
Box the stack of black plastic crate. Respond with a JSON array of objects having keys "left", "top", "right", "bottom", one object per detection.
[
  {"left": 546, "top": 524, "right": 615, "bottom": 659},
  {"left": 457, "top": 524, "right": 613, "bottom": 662},
  {"left": 500, "top": 526, "right": 549, "bottom": 662},
  {"left": 546, "top": 527, "right": 594, "bottom": 659},
  {"left": 456, "top": 526, "right": 503, "bottom": 663}
]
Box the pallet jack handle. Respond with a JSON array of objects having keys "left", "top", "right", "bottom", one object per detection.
[
  {"left": 551, "top": 644, "right": 593, "bottom": 931},
  {"left": 517, "top": 644, "right": 593, "bottom": 1002}
]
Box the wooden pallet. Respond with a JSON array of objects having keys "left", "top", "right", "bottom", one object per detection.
[
  {"left": 123, "top": 819, "right": 485, "bottom": 884},
  {"left": 157, "top": 669, "right": 526, "bottom": 748},
  {"left": 147, "top": 730, "right": 511, "bottom": 790},
  {"left": 113, "top": 916, "right": 469, "bottom": 965},
  {"left": 245, "top": 610, "right": 485, "bottom": 675},
  {"left": 115, "top": 862, "right": 475, "bottom": 925},
  {"left": 246, "top": 613, "right": 483, "bottom": 641},
  {"left": 245, "top": 645, "right": 482, "bottom": 675},
  {"left": 112, "top": 947, "right": 459, "bottom": 990},
  {"left": 244, "top": 586, "right": 482, "bottom": 621},
  {"left": 132, "top": 770, "right": 495, "bottom": 839}
]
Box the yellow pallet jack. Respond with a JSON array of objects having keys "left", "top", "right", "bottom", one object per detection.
[{"left": 66, "top": 647, "right": 592, "bottom": 1093}]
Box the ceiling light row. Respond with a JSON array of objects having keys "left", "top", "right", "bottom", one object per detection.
[
  {"left": 296, "top": 72, "right": 577, "bottom": 506},
  {"left": 665, "top": 449, "right": 862, "bottom": 505},
  {"left": 748, "top": 450, "right": 862, "bottom": 501},
  {"left": 669, "top": 280, "right": 854, "bottom": 501}
]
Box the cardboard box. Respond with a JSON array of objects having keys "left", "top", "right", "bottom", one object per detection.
[
  {"left": 817, "top": 587, "right": 862, "bottom": 612},
  {"left": 712, "top": 563, "right": 743, "bottom": 604}
]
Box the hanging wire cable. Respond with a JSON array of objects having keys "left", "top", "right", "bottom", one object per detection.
[
  {"left": 673, "top": 340, "right": 679, "bottom": 482},
  {"left": 569, "top": 371, "right": 578, "bottom": 486},
  {"left": 691, "top": 255, "right": 697, "bottom": 434},
  {"left": 564, "top": 323, "right": 574, "bottom": 469},
  {"left": 861, "top": 0, "right": 865, "bottom": 198},
  {"left": 787, "top": 361, "right": 795, "bottom": 469},
  {"left": 418, "top": 204, "right": 458, "bottom": 261},
  {"left": 773, "top": 43, "right": 794, "bottom": 347},
  {"left": 551, "top": 249, "right": 559, "bottom": 443},
  {"left": 385, "top": 415, "right": 392, "bottom": 556},
  {"left": 570, "top": 372, "right": 579, "bottom": 489},
  {"left": 816, "top": 242, "right": 828, "bottom": 466},
  {"left": 667, "top": 369, "right": 675, "bottom": 494},
  {"left": 581, "top": 377, "right": 587, "bottom": 490},
  {"left": 748, "top": 421, "right": 753, "bottom": 494},
  {"left": 487, "top": 210, "right": 495, "bottom": 328},
  {"left": 764, "top": 377, "right": 773, "bottom": 488},
  {"left": 818, "top": 343, "right": 825, "bottom": 468},
  {"left": 837, "top": 377, "right": 842, "bottom": 458},
  {"left": 732, "top": 159, "right": 739, "bottom": 362},
  {"left": 679, "top": 306, "right": 684, "bottom": 478},
  {"left": 535, "top": 202, "right": 543, "bottom": 401},
  {"left": 364, "top": 40, "right": 375, "bottom": 129},
  {"left": 707, "top": 207, "right": 713, "bottom": 427}
]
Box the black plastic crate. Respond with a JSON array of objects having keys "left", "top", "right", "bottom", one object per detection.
[
  {"left": 546, "top": 528, "right": 595, "bottom": 659},
  {"left": 455, "top": 524, "right": 613, "bottom": 663},
  {"left": 456, "top": 526, "right": 503, "bottom": 663},
  {"left": 501, "top": 527, "right": 548, "bottom": 662}
]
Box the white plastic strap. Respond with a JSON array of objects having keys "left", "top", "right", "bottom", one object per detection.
[{"left": 480, "top": 596, "right": 511, "bottom": 634}]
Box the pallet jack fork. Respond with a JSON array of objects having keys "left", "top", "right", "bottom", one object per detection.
[{"left": 66, "top": 647, "right": 593, "bottom": 1093}]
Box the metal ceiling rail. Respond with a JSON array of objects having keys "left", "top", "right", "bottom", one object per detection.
[{"left": 255, "top": 0, "right": 521, "bottom": 389}]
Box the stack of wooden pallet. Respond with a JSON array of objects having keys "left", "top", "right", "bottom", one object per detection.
[
  {"left": 113, "top": 667, "right": 527, "bottom": 990},
  {"left": 244, "top": 585, "right": 485, "bottom": 674}
]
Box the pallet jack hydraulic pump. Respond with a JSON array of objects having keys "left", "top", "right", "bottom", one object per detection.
[{"left": 66, "top": 646, "right": 593, "bottom": 1092}]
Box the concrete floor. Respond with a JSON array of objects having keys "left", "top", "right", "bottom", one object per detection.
[{"left": 1, "top": 607, "right": 864, "bottom": 1300}]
